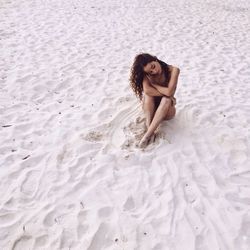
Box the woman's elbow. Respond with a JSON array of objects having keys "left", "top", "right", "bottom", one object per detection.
[
  {"left": 169, "top": 86, "right": 177, "bottom": 96},
  {"left": 175, "top": 67, "right": 180, "bottom": 74}
]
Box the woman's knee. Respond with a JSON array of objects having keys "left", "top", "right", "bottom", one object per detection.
[
  {"left": 160, "top": 96, "right": 172, "bottom": 107},
  {"left": 165, "top": 106, "right": 176, "bottom": 120}
]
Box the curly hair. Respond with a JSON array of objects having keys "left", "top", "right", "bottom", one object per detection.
[{"left": 129, "top": 53, "right": 169, "bottom": 101}]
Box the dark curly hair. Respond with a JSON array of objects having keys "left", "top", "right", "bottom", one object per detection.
[{"left": 129, "top": 53, "right": 169, "bottom": 101}]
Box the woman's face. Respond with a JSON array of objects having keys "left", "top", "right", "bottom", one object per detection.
[{"left": 143, "top": 60, "right": 162, "bottom": 76}]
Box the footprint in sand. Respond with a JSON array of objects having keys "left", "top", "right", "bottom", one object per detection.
[
  {"left": 82, "top": 131, "right": 104, "bottom": 142},
  {"left": 34, "top": 235, "right": 49, "bottom": 249},
  {"left": 98, "top": 206, "right": 113, "bottom": 218},
  {"left": 12, "top": 235, "right": 33, "bottom": 250}
]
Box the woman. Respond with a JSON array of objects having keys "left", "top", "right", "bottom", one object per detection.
[{"left": 129, "top": 53, "right": 180, "bottom": 148}]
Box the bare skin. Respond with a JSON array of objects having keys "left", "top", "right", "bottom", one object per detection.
[{"left": 138, "top": 61, "right": 180, "bottom": 148}]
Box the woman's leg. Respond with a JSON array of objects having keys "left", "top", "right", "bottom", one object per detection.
[
  {"left": 139, "top": 96, "right": 173, "bottom": 147},
  {"left": 164, "top": 105, "right": 176, "bottom": 120},
  {"left": 143, "top": 94, "right": 157, "bottom": 128}
]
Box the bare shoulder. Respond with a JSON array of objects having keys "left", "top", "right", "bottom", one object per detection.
[
  {"left": 168, "top": 65, "right": 180, "bottom": 73},
  {"left": 168, "top": 65, "right": 174, "bottom": 72}
]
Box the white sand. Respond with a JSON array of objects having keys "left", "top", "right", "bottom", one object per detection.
[{"left": 1, "top": 0, "right": 250, "bottom": 249}]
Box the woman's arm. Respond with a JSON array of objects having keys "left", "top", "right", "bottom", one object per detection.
[
  {"left": 143, "top": 76, "right": 163, "bottom": 96},
  {"left": 152, "top": 66, "right": 180, "bottom": 96}
]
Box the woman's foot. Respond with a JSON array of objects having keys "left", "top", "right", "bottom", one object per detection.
[{"left": 138, "top": 133, "right": 156, "bottom": 148}]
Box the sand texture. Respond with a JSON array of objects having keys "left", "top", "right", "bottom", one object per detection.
[{"left": 1, "top": 0, "right": 250, "bottom": 249}]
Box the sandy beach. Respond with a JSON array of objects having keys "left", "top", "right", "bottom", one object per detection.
[{"left": 1, "top": 0, "right": 250, "bottom": 249}]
